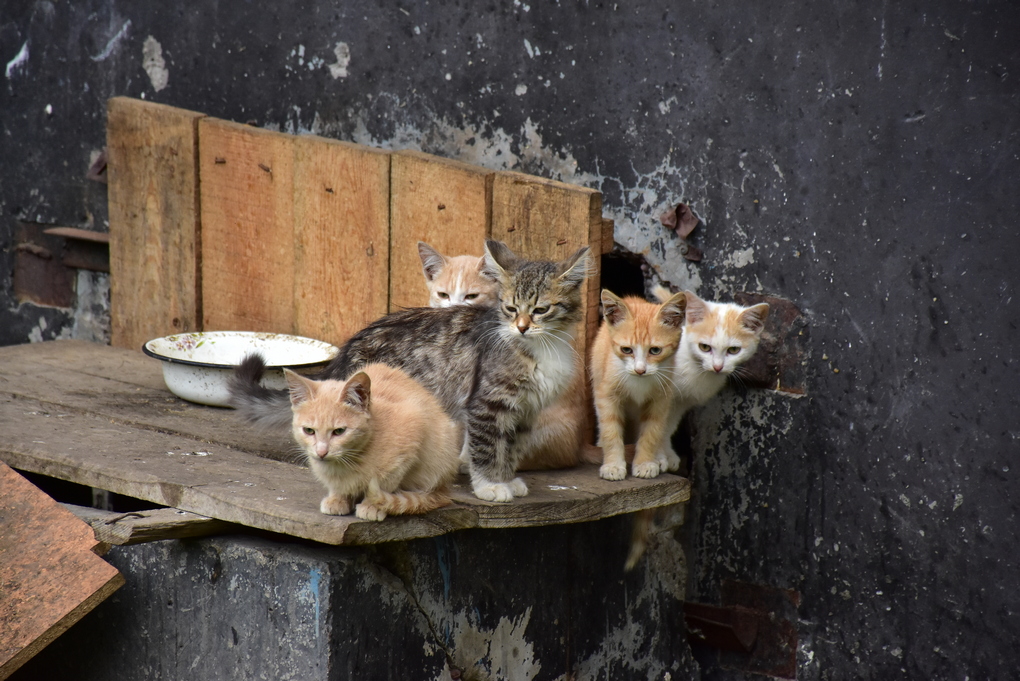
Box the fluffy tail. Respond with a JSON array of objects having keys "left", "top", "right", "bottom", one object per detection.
[
  {"left": 624, "top": 508, "right": 655, "bottom": 571},
  {"left": 226, "top": 353, "right": 292, "bottom": 430}
]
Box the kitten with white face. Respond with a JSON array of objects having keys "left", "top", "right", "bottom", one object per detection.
[
  {"left": 285, "top": 363, "right": 461, "bottom": 521},
  {"left": 653, "top": 285, "right": 770, "bottom": 473},
  {"left": 418, "top": 242, "right": 499, "bottom": 308}
]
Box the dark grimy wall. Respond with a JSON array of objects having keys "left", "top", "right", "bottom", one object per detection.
[{"left": 2, "top": 1, "right": 1017, "bottom": 679}]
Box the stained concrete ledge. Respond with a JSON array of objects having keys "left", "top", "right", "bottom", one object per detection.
[{"left": 8, "top": 517, "right": 694, "bottom": 681}]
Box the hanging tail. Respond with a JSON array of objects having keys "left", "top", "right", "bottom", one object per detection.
[
  {"left": 624, "top": 508, "right": 655, "bottom": 571},
  {"left": 226, "top": 353, "right": 293, "bottom": 430}
]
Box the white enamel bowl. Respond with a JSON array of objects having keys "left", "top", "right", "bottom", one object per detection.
[{"left": 143, "top": 331, "right": 339, "bottom": 407}]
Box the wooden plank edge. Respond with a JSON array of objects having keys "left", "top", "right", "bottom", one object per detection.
[{"left": 61, "top": 504, "right": 236, "bottom": 546}]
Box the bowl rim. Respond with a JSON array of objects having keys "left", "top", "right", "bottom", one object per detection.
[{"left": 142, "top": 331, "right": 338, "bottom": 370}]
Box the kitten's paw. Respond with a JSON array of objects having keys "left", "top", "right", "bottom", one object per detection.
[
  {"left": 355, "top": 503, "right": 387, "bottom": 522},
  {"left": 600, "top": 462, "right": 628, "bottom": 481},
  {"left": 631, "top": 461, "right": 662, "bottom": 479},
  {"left": 656, "top": 448, "right": 682, "bottom": 473},
  {"left": 472, "top": 482, "right": 516, "bottom": 503},
  {"left": 320, "top": 495, "right": 352, "bottom": 515},
  {"left": 508, "top": 477, "right": 529, "bottom": 497}
]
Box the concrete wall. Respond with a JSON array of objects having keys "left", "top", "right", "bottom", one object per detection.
[{"left": 2, "top": 1, "right": 1018, "bottom": 678}]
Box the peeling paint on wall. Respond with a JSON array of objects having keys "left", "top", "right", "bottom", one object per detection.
[
  {"left": 328, "top": 42, "right": 351, "bottom": 79},
  {"left": 142, "top": 36, "right": 169, "bottom": 91},
  {"left": 5, "top": 41, "right": 28, "bottom": 80}
]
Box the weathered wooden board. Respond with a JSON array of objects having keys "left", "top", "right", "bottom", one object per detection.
[
  {"left": 106, "top": 97, "right": 204, "bottom": 351},
  {"left": 62, "top": 504, "right": 234, "bottom": 546},
  {"left": 293, "top": 136, "right": 390, "bottom": 346},
  {"left": 389, "top": 150, "right": 493, "bottom": 310},
  {"left": 199, "top": 117, "right": 296, "bottom": 333},
  {"left": 0, "top": 341, "right": 690, "bottom": 546},
  {"left": 0, "top": 463, "right": 124, "bottom": 679}
]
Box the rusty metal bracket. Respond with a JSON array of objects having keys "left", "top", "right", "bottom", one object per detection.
[{"left": 684, "top": 580, "right": 799, "bottom": 680}]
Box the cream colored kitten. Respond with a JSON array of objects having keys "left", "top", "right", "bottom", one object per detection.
[
  {"left": 419, "top": 242, "right": 590, "bottom": 470},
  {"left": 418, "top": 241, "right": 499, "bottom": 308},
  {"left": 590, "top": 289, "right": 687, "bottom": 480},
  {"left": 285, "top": 363, "right": 461, "bottom": 521},
  {"left": 652, "top": 286, "right": 770, "bottom": 474}
]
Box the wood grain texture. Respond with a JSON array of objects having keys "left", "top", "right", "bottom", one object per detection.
[
  {"left": 106, "top": 97, "right": 204, "bottom": 350},
  {"left": 199, "top": 118, "right": 295, "bottom": 333},
  {"left": 0, "top": 341, "right": 690, "bottom": 547},
  {"left": 293, "top": 136, "right": 391, "bottom": 346},
  {"left": 0, "top": 463, "right": 124, "bottom": 679},
  {"left": 61, "top": 505, "right": 235, "bottom": 546},
  {"left": 389, "top": 150, "right": 493, "bottom": 310}
]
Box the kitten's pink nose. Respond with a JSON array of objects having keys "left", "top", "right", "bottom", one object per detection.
[
  {"left": 316, "top": 444, "right": 329, "bottom": 458},
  {"left": 634, "top": 364, "right": 646, "bottom": 375},
  {"left": 516, "top": 316, "right": 531, "bottom": 334},
  {"left": 713, "top": 363, "right": 724, "bottom": 373}
]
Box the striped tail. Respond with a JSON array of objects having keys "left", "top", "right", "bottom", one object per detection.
[
  {"left": 226, "top": 353, "right": 293, "bottom": 430},
  {"left": 358, "top": 479, "right": 452, "bottom": 521}
]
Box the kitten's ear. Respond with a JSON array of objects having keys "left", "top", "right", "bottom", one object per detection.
[
  {"left": 483, "top": 240, "right": 520, "bottom": 277},
  {"left": 417, "top": 242, "right": 447, "bottom": 282},
  {"left": 658, "top": 291, "right": 687, "bottom": 329},
  {"left": 684, "top": 291, "right": 708, "bottom": 324},
  {"left": 341, "top": 372, "right": 372, "bottom": 411},
  {"left": 556, "top": 246, "right": 593, "bottom": 288},
  {"left": 739, "top": 303, "right": 770, "bottom": 335},
  {"left": 601, "top": 289, "right": 629, "bottom": 326},
  {"left": 284, "top": 368, "right": 316, "bottom": 406}
]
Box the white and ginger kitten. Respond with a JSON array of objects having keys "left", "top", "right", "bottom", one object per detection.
[
  {"left": 418, "top": 241, "right": 592, "bottom": 470},
  {"left": 623, "top": 286, "right": 770, "bottom": 570},
  {"left": 589, "top": 289, "right": 687, "bottom": 481},
  {"left": 418, "top": 241, "right": 499, "bottom": 308},
  {"left": 652, "top": 285, "right": 770, "bottom": 474},
  {"left": 285, "top": 363, "right": 461, "bottom": 521}
]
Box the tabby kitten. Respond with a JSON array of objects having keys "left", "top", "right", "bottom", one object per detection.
[
  {"left": 417, "top": 241, "right": 499, "bottom": 308},
  {"left": 230, "top": 240, "right": 591, "bottom": 503},
  {"left": 589, "top": 289, "right": 687, "bottom": 480},
  {"left": 652, "top": 286, "right": 770, "bottom": 474},
  {"left": 285, "top": 363, "right": 461, "bottom": 521},
  {"left": 418, "top": 242, "right": 588, "bottom": 470}
]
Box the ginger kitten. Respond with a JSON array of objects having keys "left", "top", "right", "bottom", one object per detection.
[
  {"left": 285, "top": 363, "right": 461, "bottom": 521},
  {"left": 417, "top": 241, "right": 589, "bottom": 471},
  {"left": 418, "top": 242, "right": 499, "bottom": 308},
  {"left": 590, "top": 289, "right": 687, "bottom": 480}
]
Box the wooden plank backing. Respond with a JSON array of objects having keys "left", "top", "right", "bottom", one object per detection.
[
  {"left": 106, "top": 97, "right": 204, "bottom": 350},
  {"left": 199, "top": 118, "right": 295, "bottom": 333},
  {"left": 0, "top": 463, "right": 124, "bottom": 679},
  {"left": 0, "top": 341, "right": 690, "bottom": 547},
  {"left": 61, "top": 504, "right": 235, "bottom": 546},
  {"left": 293, "top": 136, "right": 390, "bottom": 346},
  {"left": 491, "top": 171, "right": 605, "bottom": 355},
  {"left": 389, "top": 150, "right": 493, "bottom": 310}
]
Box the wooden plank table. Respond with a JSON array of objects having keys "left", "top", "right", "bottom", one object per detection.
[{"left": 0, "top": 341, "right": 690, "bottom": 546}]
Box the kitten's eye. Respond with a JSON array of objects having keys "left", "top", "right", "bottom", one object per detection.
[
  {"left": 505, "top": 305, "right": 517, "bottom": 314},
  {"left": 332, "top": 427, "right": 346, "bottom": 437},
  {"left": 533, "top": 306, "right": 549, "bottom": 315},
  {"left": 465, "top": 293, "right": 478, "bottom": 300},
  {"left": 303, "top": 427, "right": 315, "bottom": 436},
  {"left": 620, "top": 347, "right": 633, "bottom": 355},
  {"left": 698, "top": 343, "right": 711, "bottom": 352},
  {"left": 727, "top": 346, "right": 741, "bottom": 355},
  {"left": 649, "top": 347, "right": 662, "bottom": 355},
  {"left": 437, "top": 292, "right": 449, "bottom": 299}
]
